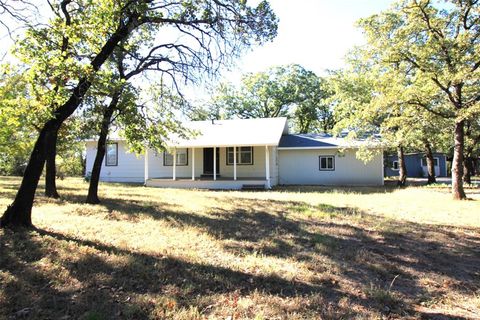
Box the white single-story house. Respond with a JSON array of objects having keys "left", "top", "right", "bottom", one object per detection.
[{"left": 85, "top": 117, "right": 384, "bottom": 189}]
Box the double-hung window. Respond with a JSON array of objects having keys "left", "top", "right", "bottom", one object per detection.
[
  {"left": 164, "top": 149, "right": 188, "bottom": 166},
  {"left": 227, "top": 146, "right": 253, "bottom": 165},
  {"left": 105, "top": 143, "right": 118, "bottom": 166},
  {"left": 319, "top": 155, "right": 335, "bottom": 171}
]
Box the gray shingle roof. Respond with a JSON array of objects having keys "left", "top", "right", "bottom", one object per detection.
[{"left": 279, "top": 134, "right": 340, "bottom": 148}]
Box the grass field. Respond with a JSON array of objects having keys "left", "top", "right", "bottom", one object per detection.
[{"left": 1, "top": 177, "right": 479, "bottom": 319}]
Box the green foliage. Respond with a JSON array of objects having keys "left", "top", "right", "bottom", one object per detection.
[
  {"left": 119, "top": 83, "right": 191, "bottom": 155},
  {"left": 290, "top": 67, "right": 334, "bottom": 133},
  {"left": 0, "top": 68, "right": 35, "bottom": 175},
  {"left": 0, "top": 0, "right": 126, "bottom": 176},
  {"left": 354, "top": 0, "right": 480, "bottom": 130},
  {"left": 332, "top": 0, "right": 480, "bottom": 173},
  {"left": 207, "top": 64, "right": 333, "bottom": 133},
  {"left": 0, "top": 0, "right": 279, "bottom": 180}
]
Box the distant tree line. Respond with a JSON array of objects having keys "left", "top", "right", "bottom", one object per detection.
[{"left": 191, "top": 64, "right": 335, "bottom": 134}]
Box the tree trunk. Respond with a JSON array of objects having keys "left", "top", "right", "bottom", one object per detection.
[
  {"left": 0, "top": 19, "right": 135, "bottom": 228},
  {"left": 397, "top": 146, "right": 407, "bottom": 187},
  {"left": 81, "top": 153, "right": 86, "bottom": 176},
  {"left": 424, "top": 143, "right": 436, "bottom": 184},
  {"left": 45, "top": 128, "right": 60, "bottom": 198},
  {"left": 473, "top": 158, "right": 479, "bottom": 176},
  {"left": 452, "top": 120, "right": 467, "bottom": 200},
  {"left": 0, "top": 123, "right": 59, "bottom": 228},
  {"left": 86, "top": 95, "right": 119, "bottom": 204},
  {"left": 463, "top": 150, "right": 474, "bottom": 185}
]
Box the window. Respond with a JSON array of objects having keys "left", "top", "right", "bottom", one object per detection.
[
  {"left": 163, "top": 149, "right": 188, "bottom": 166},
  {"left": 421, "top": 157, "right": 439, "bottom": 167},
  {"left": 319, "top": 155, "right": 335, "bottom": 171},
  {"left": 392, "top": 161, "right": 399, "bottom": 170},
  {"left": 226, "top": 146, "right": 253, "bottom": 165},
  {"left": 105, "top": 143, "right": 118, "bottom": 166}
]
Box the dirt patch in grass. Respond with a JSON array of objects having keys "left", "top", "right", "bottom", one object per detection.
[{"left": 1, "top": 177, "right": 479, "bottom": 319}]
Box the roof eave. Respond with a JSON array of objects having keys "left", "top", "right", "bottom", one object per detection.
[
  {"left": 278, "top": 146, "right": 382, "bottom": 150},
  {"left": 167, "top": 142, "right": 280, "bottom": 148}
]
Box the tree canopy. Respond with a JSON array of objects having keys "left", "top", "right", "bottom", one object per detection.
[
  {"left": 205, "top": 64, "right": 333, "bottom": 133},
  {"left": 340, "top": 0, "right": 480, "bottom": 198},
  {"left": 0, "top": 0, "right": 279, "bottom": 228}
]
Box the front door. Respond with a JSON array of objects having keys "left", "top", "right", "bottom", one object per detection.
[{"left": 203, "top": 148, "right": 220, "bottom": 175}]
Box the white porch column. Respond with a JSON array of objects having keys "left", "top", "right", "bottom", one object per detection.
[
  {"left": 265, "top": 145, "right": 271, "bottom": 189},
  {"left": 233, "top": 146, "right": 237, "bottom": 181},
  {"left": 173, "top": 148, "right": 177, "bottom": 180},
  {"left": 191, "top": 147, "right": 195, "bottom": 181},
  {"left": 213, "top": 146, "right": 217, "bottom": 181},
  {"left": 144, "top": 147, "right": 149, "bottom": 185}
]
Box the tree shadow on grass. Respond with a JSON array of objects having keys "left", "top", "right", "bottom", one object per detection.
[
  {"left": 32, "top": 191, "right": 479, "bottom": 318},
  {"left": 1, "top": 177, "right": 479, "bottom": 319},
  {"left": 0, "top": 228, "right": 368, "bottom": 319},
  {"left": 89, "top": 195, "right": 480, "bottom": 319},
  {"left": 56, "top": 192, "right": 480, "bottom": 292}
]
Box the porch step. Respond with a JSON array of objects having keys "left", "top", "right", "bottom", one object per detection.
[
  {"left": 241, "top": 184, "right": 266, "bottom": 190},
  {"left": 200, "top": 174, "right": 221, "bottom": 179}
]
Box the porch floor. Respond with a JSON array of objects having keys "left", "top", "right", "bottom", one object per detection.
[
  {"left": 146, "top": 177, "right": 269, "bottom": 190},
  {"left": 151, "top": 177, "right": 267, "bottom": 181}
]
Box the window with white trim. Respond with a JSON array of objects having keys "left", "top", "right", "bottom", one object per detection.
[
  {"left": 319, "top": 155, "right": 335, "bottom": 171},
  {"left": 226, "top": 146, "right": 253, "bottom": 165},
  {"left": 105, "top": 143, "right": 118, "bottom": 166},
  {"left": 392, "top": 161, "right": 399, "bottom": 170},
  {"left": 164, "top": 149, "right": 188, "bottom": 166},
  {"left": 421, "top": 157, "right": 439, "bottom": 167}
]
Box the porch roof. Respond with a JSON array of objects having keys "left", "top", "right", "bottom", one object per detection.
[{"left": 167, "top": 117, "right": 288, "bottom": 148}]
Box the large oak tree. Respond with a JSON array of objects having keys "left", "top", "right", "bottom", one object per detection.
[
  {"left": 0, "top": 0, "right": 278, "bottom": 228},
  {"left": 358, "top": 0, "right": 480, "bottom": 199}
]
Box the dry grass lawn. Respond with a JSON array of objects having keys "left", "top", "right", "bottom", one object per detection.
[{"left": 1, "top": 176, "right": 479, "bottom": 319}]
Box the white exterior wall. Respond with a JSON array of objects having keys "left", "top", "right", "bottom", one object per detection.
[
  {"left": 147, "top": 179, "right": 269, "bottom": 190},
  {"left": 85, "top": 141, "right": 145, "bottom": 183},
  {"left": 85, "top": 141, "right": 382, "bottom": 187},
  {"left": 218, "top": 146, "right": 277, "bottom": 185},
  {"left": 147, "top": 148, "right": 199, "bottom": 179},
  {"left": 278, "top": 148, "right": 384, "bottom": 186}
]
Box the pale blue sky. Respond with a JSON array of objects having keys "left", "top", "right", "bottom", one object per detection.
[
  {"left": 226, "top": 0, "right": 394, "bottom": 80},
  {"left": 1, "top": 0, "right": 396, "bottom": 97}
]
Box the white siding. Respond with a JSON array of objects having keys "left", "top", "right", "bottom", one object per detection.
[
  {"left": 219, "top": 146, "right": 268, "bottom": 179},
  {"left": 85, "top": 142, "right": 382, "bottom": 187},
  {"left": 85, "top": 141, "right": 145, "bottom": 183},
  {"left": 278, "top": 149, "right": 384, "bottom": 186},
  {"left": 147, "top": 148, "right": 196, "bottom": 179}
]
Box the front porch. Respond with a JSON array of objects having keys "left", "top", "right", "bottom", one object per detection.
[
  {"left": 144, "top": 145, "right": 275, "bottom": 189},
  {"left": 145, "top": 177, "right": 268, "bottom": 190}
]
